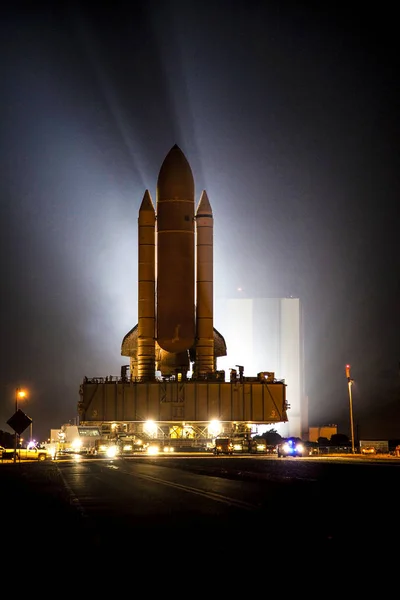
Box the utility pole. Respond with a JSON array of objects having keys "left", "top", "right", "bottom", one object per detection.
[
  {"left": 14, "top": 388, "right": 19, "bottom": 464},
  {"left": 13, "top": 388, "right": 27, "bottom": 463},
  {"left": 345, "top": 364, "right": 355, "bottom": 453}
]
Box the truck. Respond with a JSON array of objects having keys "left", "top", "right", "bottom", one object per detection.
[
  {"left": 231, "top": 433, "right": 267, "bottom": 454},
  {"left": 212, "top": 437, "right": 233, "bottom": 455},
  {"left": 58, "top": 424, "right": 102, "bottom": 454},
  {"left": 210, "top": 433, "right": 267, "bottom": 455},
  {"left": 359, "top": 440, "right": 389, "bottom": 455},
  {"left": 2, "top": 445, "right": 54, "bottom": 462}
]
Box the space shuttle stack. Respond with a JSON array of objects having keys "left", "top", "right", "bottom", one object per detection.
[{"left": 136, "top": 145, "right": 215, "bottom": 380}]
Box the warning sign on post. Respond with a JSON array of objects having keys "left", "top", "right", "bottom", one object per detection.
[{"left": 7, "top": 409, "right": 32, "bottom": 436}]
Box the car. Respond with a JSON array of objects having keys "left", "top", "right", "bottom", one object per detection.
[
  {"left": 361, "top": 446, "right": 377, "bottom": 455},
  {"left": 277, "top": 437, "right": 305, "bottom": 457},
  {"left": 303, "top": 440, "right": 319, "bottom": 455}
]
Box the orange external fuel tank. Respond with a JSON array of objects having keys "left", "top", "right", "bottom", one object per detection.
[{"left": 156, "top": 145, "right": 195, "bottom": 354}]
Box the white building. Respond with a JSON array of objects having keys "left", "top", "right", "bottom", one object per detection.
[{"left": 215, "top": 297, "right": 307, "bottom": 439}]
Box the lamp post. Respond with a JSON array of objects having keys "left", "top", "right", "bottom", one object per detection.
[
  {"left": 14, "top": 388, "right": 26, "bottom": 464},
  {"left": 345, "top": 364, "right": 355, "bottom": 454}
]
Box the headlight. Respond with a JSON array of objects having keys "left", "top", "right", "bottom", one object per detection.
[
  {"left": 147, "top": 444, "right": 159, "bottom": 455},
  {"left": 106, "top": 445, "right": 119, "bottom": 458},
  {"left": 72, "top": 439, "right": 82, "bottom": 451}
]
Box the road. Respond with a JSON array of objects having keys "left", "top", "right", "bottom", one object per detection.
[{"left": 1, "top": 453, "right": 398, "bottom": 560}]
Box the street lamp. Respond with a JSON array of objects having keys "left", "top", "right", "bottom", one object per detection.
[
  {"left": 345, "top": 365, "right": 355, "bottom": 454},
  {"left": 14, "top": 388, "right": 26, "bottom": 464}
]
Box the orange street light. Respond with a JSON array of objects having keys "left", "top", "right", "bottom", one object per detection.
[
  {"left": 16, "top": 388, "right": 26, "bottom": 411},
  {"left": 14, "top": 387, "right": 27, "bottom": 464}
]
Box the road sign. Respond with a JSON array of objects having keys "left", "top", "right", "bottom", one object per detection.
[{"left": 7, "top": 409, "right": 32, "bottom": 435}]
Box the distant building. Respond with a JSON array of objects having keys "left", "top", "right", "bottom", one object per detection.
[
  {"left": 309, "top": 425, "right": 337, "bottom": 442},
  {"left": 49, "top": 428, "right": 62, "bottom": 443},
  {"left": 215, "top": 297, "right": 307, "bottom": 439}
]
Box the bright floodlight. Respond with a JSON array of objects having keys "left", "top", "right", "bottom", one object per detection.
[
  {"left": 144, "top": 420, "right": 157, "bottom": 436},
  {"left": 208, "top": 419, "right": 222, "bottom": 437}
]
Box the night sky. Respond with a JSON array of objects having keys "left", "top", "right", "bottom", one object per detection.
[{"left": 1, "top": 1, "right": 399, "bottom": 442}]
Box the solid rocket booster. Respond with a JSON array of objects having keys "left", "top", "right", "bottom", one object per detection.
[
  {"left": 156, "top": 145, "right": 195, "bottom": 354},
  {"left": 195, "top": 190, "right": 215, "bottom": 376},
  {"left": 137, "top": 190, "right": 156, "bottom": 380}
]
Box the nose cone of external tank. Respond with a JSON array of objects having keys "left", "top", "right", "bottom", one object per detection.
[{"left": 157, "top": 144, "right": 194, "bottom": 199}]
